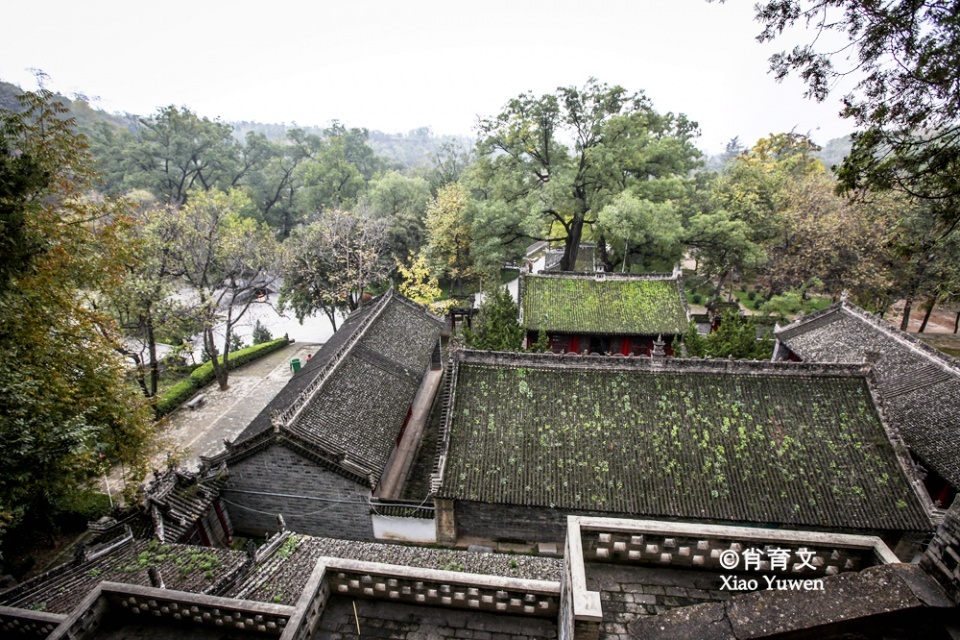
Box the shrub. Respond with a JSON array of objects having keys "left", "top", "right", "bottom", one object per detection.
[
  {"left": 691, "top": 293, "right": 703, "bottom": 305},
  {"left": 747, "top": 291, "right": 756, "bottom": 301},
  {"left": 55, "top": 490, "right": 113, "bottom": 529},
  {"left": 160, "top": 338, "right": 290, "bottom": 416},
  {"left": 156, "top": 379, "right": 200, "bottom": 417}
]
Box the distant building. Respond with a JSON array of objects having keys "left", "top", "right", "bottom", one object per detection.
[
  {"left": 774, "top": 299, "right": 960, "bottom": 510},
  {"left": 210, "top": 289, "right": 444, "bottom": 541},
  {"left": 518, "top": 269, "right": 689, "bottom": 355},
  {"left": 431, "top": 350, "right": 932, "bottom": 554}
]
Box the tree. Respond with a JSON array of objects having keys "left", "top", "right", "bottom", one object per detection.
[
  {"left": 367, "top": 171, "right": 432, "bottom": 266},
  {"left": 465, "top": 285, "right": 524, "bottom": 351},
  {"left": 596, "top": 188, "right": 685, "bottom": 271},
  {"left": 172, "top": 189, "right": 279, "bottom": 390},
  {"left": 682, "top": 312, "right": 773, "bottom": 360},
  {"left": 280, "top": 207, "right": 391, "bottom": 330},
  {"left": 252, "top": 319, "right": 273, "bottom": 345},
  {"left": 296, "top": 122, "right": 382, "bottom": 213},
  {"left": 237, "top": 132, "right": 306, "bottom": 237},
  {"left": 763, "top": 172, "right": 892, "bottom": 298},
  {"left": 0, "top": 89, "right": 154, "bottom": 556},
  {"left": 123, "top": 106, "right": 240, "bottom": 203},
  {"left": 722, "top": 0, "right": 960, "bottom": 220},
  {"left": 698, "top": 134, "right": 828, "bottom": 300},
  {"left": 476, "top": 79, "right": 701, "bottom": 271},
  {"left": 425, "top": 183, "right": 474, "bottom": 294},
  {"left": 397, "top": 249, "right": 444, "bottom": 309},
  {"left": 103, "top": 193, "right": 194, "bottom": 400}
]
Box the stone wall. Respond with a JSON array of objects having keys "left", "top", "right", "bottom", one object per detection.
[
  {"left": 456, "top": 501, "right": 572, "bottom": 543},
  {"left": 224, "top": 444, "right": 374, "bottom": 541}
]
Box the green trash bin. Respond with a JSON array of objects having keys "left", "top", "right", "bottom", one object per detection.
[{"left": 291, "top": 358, "right": 301, "bottom": 373}]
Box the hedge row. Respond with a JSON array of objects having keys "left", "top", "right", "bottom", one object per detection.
[{"left": 156, "top": 337, "right": 290, "bottom": 417}]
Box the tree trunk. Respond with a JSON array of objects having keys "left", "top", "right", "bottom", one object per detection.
[
  {"left": 205, "top": 327, "right": 229, "bottom": 391},
  {"left": 955, "top": 310, "right": 959, "bottom": 334},
  {"left": 918, "top": 299, "right": 936, "bottom": 333},
  {"left": 900, "top": 296, "right": 913, "bottom": 332},
  {"left": 147, "top": 316, "right": 159, "bottom": 398},
  {"left": 561, "top": 217, "right": 584, "bottom": 272},
  {"left": 324, "top": 305, "right": 339, "bottom": 333},
  {"left": 596, "top": 234, "right": 613, "bottom": 272},
  {"left": 709, "top": 272, "right": 728, "bottom": 308}
]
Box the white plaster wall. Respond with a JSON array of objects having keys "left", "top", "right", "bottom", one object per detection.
[{"left": 372, "top": 515, "right": 437, "bottom": 543}]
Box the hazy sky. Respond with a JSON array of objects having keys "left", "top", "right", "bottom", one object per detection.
[{"left": 1, "top": 0, "right": 854, "bottom": 155}]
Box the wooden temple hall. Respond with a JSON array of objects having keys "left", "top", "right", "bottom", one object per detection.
[{"left": 518, "top": 267, "right": 689, "bottom": 356}]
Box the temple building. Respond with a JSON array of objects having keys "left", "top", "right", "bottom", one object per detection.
[{"left": 519, "top": 269, "right": 689, "bottom": 355}]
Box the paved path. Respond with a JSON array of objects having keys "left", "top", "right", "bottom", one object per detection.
[{"left": 159, "top": 342, "right": 322, "bottom": 471}]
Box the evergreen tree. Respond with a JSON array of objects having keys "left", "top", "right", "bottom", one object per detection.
[{"left": 465, "top": 285, "right": 524, "bottom": 351}]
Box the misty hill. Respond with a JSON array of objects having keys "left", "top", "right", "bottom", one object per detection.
[
  {"left": 230, "top": 120, "right": 473, "bottom": 170},
  {"left": 0, "top": 80, "right": 137, "bottom": 133},
  {"left": 2, "top": 80, "right": 473, "bottom": 172}
]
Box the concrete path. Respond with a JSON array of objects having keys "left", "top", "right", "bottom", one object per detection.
[{"left": 159, "top": 342, "right": 322, "bottom": 471}]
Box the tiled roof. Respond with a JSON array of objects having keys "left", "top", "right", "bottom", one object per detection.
[
  {"left": 520, "top": 272, "right": 688, "bottom": 336},
  {"left": 223, "top": 290, "right": 443, "bottom": 484},
  {"left": 776, "top": 301, "right": 960, "bottom": 488},
  {"left": 435, "top": 351, "right": 930, "bottom": 532},
  {"left": 144, "top": 465, "right": 229, "bottom": 543},
  {"left": 0, "top": 538, "right": 247, "bottom": 614}
]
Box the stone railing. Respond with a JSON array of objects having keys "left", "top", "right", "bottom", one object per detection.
[
  {"left": 577, "top": 516, "right": 897, "bottom": 576},
  {"left": 47, "top": 582, "right": 295, "bottom": 640},
  {"left": 324, "top": 558, "right": 559, "bottom": 616},
  {"left": 559, "top": 515, "right": 900, "bottom": 640},
  {"left": 278, "top": 557, "right": 560, "bottom": 640},
  {"left": 0, "top": 606, "right": 65, "bottom": 639},
  {"left": 559, "top": 520, "right": 602, "bottom": 640}
]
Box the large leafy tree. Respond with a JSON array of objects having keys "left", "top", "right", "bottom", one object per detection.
[
  {"left": 172, "top": 189, "right": 279, "bottom": 390},
  {"left": 103, "top": 193, "right": 195, "bottom": 400},
  {"left": 280, "top": 207, "right": 391, "bottom": 330},
  {"left": 425, "top": 183, "right": 474, "bottom": 294},
  {"left": 0, "top": 90, "right": 154, "bottom": 549},
  {"left": 721, "top": 0, "right": 960, "bottom": 221},
  {"left": 367, "top": 170, "right": 432, "bottom": 266},
  {"left": 123, "top": 106, "right": 240, "bottom": 203},
  {"left": 296, "top": 122, "right": 383, "bottom": 213},
  {"left": 476, "top": 79, "right": 701, "bottom": 271}
]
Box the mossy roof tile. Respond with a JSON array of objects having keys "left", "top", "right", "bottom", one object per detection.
[
  {"left": 521, "top": 273, "right": 688, "bottom": 336},
  {"left": 438, "top": 352, "right": 929, "bottom": 532},
  {"left": 777, "top": 301, "right": 960, "bottom": 488}
]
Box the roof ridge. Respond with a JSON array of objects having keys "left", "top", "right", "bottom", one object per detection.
[
  {"left": 524, "top": 270, "right": 680, "bottom": 282},
  {"left": 274, "top": 290, "right": 396, "bottom": 429},
  {"left": 453, "top": 347, "right": 872, "bottom": 378},
  {"left": 777, "top": 300, "right": 960, "bottom": 375},
  {"left": 838, "top": 301, "right": 960, "bottom": 374}
]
